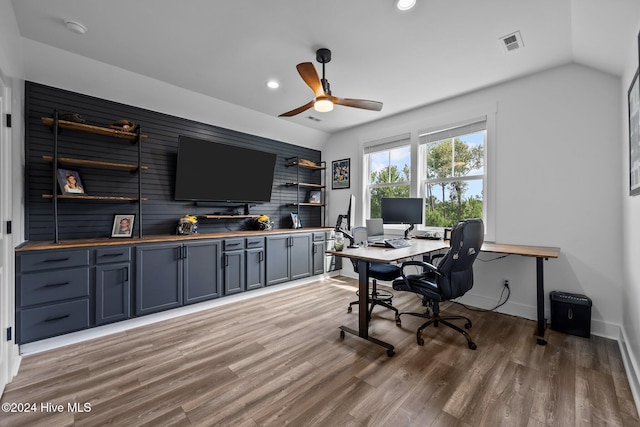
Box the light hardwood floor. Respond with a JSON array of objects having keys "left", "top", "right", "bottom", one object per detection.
[{"left": 1, "top": 276, "right": 638, "bottom": 426}]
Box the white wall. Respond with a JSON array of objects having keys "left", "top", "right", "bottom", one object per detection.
[
  {"left": 621, "top": 18, "right": 640, "bottom": 410},
  {"left": 325, "top": 63, "right": 623, "bottom": 337}
]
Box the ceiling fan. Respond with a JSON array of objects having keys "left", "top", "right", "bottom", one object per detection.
[{"left": 279, "top": 48, "right": 383, "bottom": 117}]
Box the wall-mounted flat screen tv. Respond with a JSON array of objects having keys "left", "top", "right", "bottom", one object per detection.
[{"left": 174, "top": 136, "right": 277, "bottom": 203}]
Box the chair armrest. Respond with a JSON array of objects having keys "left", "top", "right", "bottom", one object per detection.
[{"left": 399, "top": 260, "right": 439, "bottom": 276}]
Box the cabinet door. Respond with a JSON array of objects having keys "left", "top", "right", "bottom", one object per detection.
[
  {"left": 135, "top": 243, "right": 183, "bottom": 316},
  {"left": 290, "top": 234, "right": 312, "bottom": 280},
  {"left": 312, "top": 241, "right": 325, "bottom": 275},
  {"left": 223, "top": 250, "right": 245, "bottom": 295},
  {"left": 184, "top": 241, "right": 222, "bottom": 304},
  {"left": 266, "top": 235, "right": 290, "bottom": 286},
  {"left": 95, "top": 262, "right": 131, "bottom": 325},
  {"left": 245, "top": 247, "right": 265, "bottom": 291}
]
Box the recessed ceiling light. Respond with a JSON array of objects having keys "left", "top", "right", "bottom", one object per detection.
[
  {"left": 266, "top": 80, "right": 279, "bottom": 89},
  {"left": 394, "top": 0, "right": 416, "bottom": 11},
  {"left": 64, "top": 19, "right": 88, "bottom": 35}
]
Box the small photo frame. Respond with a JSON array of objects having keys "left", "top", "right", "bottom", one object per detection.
[
  {"left": 112, "top": 214, "right": 135, "bottom": 238},
  {"left": 306, "top": 190, "right": 322, "bottom": 204},
  {"left": 628, "top": 69, "right": 640, "bottom": 196},
  {"left": 290, "top": 212, "right": 302, "bottom": 229},
  {"left": 332, "top": 158, "right": 350, "bottom": 189},
  {"left": 57, "top": 168, "right": 86, "bottom": 195}
]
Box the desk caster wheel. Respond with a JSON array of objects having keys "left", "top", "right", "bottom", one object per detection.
[
  {"left": 465, "top": 322, "right": 472, "bottom": 329},
  {"left": 468, "top": 342, "right": 477, "bottom": 350},
  {"left": 387, "top": 349, "right": 395, "bottom": 357},
  {"left": 340, "top": 330, "right": 345, "bottom": 339},
  {"left": 417, "top": 336, "right": 424, "bottom": 346},
  {"left": 347, "top": 306, "right": 352, "bottom": 313}
]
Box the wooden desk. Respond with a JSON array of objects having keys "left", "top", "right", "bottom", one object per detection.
[
  {"left": 327, "top": 239, "right": 560, "bottom": 355},
  {"left": 480, "top": 242, "right": 561, "bottom": 345},
  {"left": 327, "top": 239, "right": 449, "bottom": 356}
]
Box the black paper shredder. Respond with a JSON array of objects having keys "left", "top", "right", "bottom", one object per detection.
[{"left": 549, "top": 291, "right": 592, "bottom": 338}]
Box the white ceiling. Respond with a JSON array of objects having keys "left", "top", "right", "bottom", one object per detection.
[{"left": 10, "top": 0, "right": 640, "bottom": 134}]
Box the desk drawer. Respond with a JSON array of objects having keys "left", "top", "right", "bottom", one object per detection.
[
  {"left": 224, "top": 239, "right": 244, "bottom": 251},
  {"left": 96, "top": 247, "right": 131, "bottom": 264},
  {"left": 19, "top": 267, "right": 90, "bottom": 307},
  {"left": 18, "top": 299, "right": 90, "bottom": 344},
  {"left": 19, "top": 250, "right": 89, "bottom": 272},
  {"left": 246, "top": 237, "right": 264, "bottom": 249}
]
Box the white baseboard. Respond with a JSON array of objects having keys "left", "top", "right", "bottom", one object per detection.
[{"left": 619, "top": 326, "right": 640, "bottom": 414}]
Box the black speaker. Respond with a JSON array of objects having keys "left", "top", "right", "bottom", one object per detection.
[{"left": 550, "top": 291, "right": 592, "bottom": 338}]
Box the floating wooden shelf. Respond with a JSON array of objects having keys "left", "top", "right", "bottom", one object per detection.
[
  {"left": 288, "top": 203, "right": 325, "bottom": 207},
  {"left": 284, "top": 182, "right": 325, "bottom": 188},
  {"left": 41, "top": 117, "right": 148, "bottom": 142},
  {"left": 42, "top": 194, "right": 148, "bottom": 201},
  {"left": 42, "top": 155, "right": 149, "bottom": 171},
  {"left": 285, "top": 161, "right": 325, "bottom": 171},
  {"left": 199, "top": 215, "right": 259, "bottom": 219}
]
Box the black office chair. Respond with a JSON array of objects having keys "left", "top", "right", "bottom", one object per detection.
[
  {"left": 347, "top": 226, "right": 401, "bottom": 319},
  {"left": 392, "top": 218, "right": 484, "bottom": 349}
]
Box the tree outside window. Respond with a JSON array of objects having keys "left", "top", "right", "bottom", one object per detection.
[
  {"left": 368, "top": 145, "right": 410, "bottom": 219},
  {"left": 423, "top": 131, "right": 484, "bottom": 227}
]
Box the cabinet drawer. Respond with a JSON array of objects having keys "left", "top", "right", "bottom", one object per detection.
[
  {"left": 313, "top": 232, "right": 326, "bottom": 242},
  {"left": 96, "top": 247, "right": 131, "bottom": 264},
  {"left": 19, "top": 250, "right": 90, "bottom": 272},
  {"left": 20, "top": 268, "right": 90, "bottom": 307},
  {"left": 223, "top": 238, "right": 244, "bottom": 251},
  {"left": 18, "top": 299, "right": 90, "bottom": 344},
  {"left": 246, "top": 237, "right": 264, "bottom": 249}
]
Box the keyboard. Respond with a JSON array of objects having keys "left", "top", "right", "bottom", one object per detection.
[{"left": 371, "top": 238, "right": 411, "bottom": 249}]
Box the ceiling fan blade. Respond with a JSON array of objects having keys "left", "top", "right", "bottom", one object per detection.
[
  {"left": 279, "top": 100, "right": 315, "bottom": 117},
  {"left": 333, "top": 97, "right": 383, "bottom": 111},
  {"left": 296, "top": 62, "right": 325, "bottom": 97}
]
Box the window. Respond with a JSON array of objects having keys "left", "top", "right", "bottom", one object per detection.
[
  {"left": 419, "top": 120, "right": 486, "bottom": 228},
  {"left": 364, "top": 137, "right": 411, "bottom": 219}
]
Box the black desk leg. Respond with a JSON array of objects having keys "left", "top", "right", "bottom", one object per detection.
[
  {"left": 535, "top": 256, "right": 547, "bottom": 345},
  {"left": 339, "top": 259, "right": 395, "bottom": 356}
]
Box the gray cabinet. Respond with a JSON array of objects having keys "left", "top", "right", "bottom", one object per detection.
[
  {"left": 223, "top": 239, "right": 245, "bottom": 296},
  {"left": 95, "top": 246, "right": 131, "bottom": 325},
  {"left": 266, "top": 233, "right": 312, "bottom": 286},
  {"left": 245, "top": 237, "right": 265, "bottom": 291},
  {"left": 137, "top": 241, "right": 222, "bottom": 313},
  {"left": 312, "top": 232, "right": 326, "bottom": 275},
  {"left": 135, "top": 243, "right": 183, "bottom": 315},
  {"left": 184, "top": 241, "right": 222, "bottom": 304},
  {"left": 16, "top": 248, "right": 91, "bottom": 344}
]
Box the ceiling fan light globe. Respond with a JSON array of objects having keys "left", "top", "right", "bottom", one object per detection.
[
  {"left": 394, "top": 0, "right": 416, "bottom": 11},
  {"left": 314, "top": 98, "right": 334, "bottom": 112}
]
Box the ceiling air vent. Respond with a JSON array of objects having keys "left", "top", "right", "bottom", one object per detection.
[
  {"left": 499, "top": 31, "right": 524, "bottom": 52},
  {"left": 306, "top": 116, "right": 321, "bottom": 122}
]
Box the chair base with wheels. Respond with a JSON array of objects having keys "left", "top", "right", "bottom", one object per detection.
[
  {"left": 395, "top": 298, "right": 476, "bottom": 349},
  {"left": 347, "top": 279, "right": 398, "bottom": 319}
]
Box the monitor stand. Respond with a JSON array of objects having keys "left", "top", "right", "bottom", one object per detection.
[{"left": 404, "top": 224, "right": 415, "bottom": 239}]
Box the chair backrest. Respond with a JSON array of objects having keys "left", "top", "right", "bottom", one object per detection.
[{"left": 436, "top": 218, "right": 484, "bottom": 300}]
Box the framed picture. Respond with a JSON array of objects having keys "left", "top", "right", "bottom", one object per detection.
[
  {"left": 306, "top": 190, "right": 322, "bottom": 204},
  {"left": 111, "top": 214, "right": 135, "bottom": 238},
  {"left": 628, "top": 69, "right": 640, "bottom": 196},
  {"left": 332, "top": 158, "right": 350, "bottom": 189},
  {"left": 290, "top": 212, "right": 301, "bottom": 229},
  {"left": 56, "top": 168, "right": 86, "bottom": 195}
]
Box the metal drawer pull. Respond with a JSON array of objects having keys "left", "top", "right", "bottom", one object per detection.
[
  {"left": 45, "top": 257, "right": 70, "bottom": 263},
  {"left": 101, "top": 253, "right": 124, "bottom": 257},
  {"left": 45, "top": 314, "right": 70, "bottom": 322},
  {"left": 44, "top": 281, "right": 70, "bottom": 288}
]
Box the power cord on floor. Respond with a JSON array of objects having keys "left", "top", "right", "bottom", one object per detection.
[{"left": 451, "top": 281, "right": 511, "bottom": 312}]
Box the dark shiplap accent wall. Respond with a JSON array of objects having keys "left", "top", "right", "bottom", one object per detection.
[{"left": 25, "top": 82, "right": 323, "bottom": 242}]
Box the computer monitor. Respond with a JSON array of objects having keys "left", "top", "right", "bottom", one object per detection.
[
  {"left": 381, "top": 197, "right": 423, "bottom": 239},
  {"left": 334, "top": 194, "right": 358, "bottom": 247}
]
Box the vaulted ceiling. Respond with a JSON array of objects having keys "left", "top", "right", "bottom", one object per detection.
[{"left": 11, "top": 0, "right": 640, "bottom": 133}]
